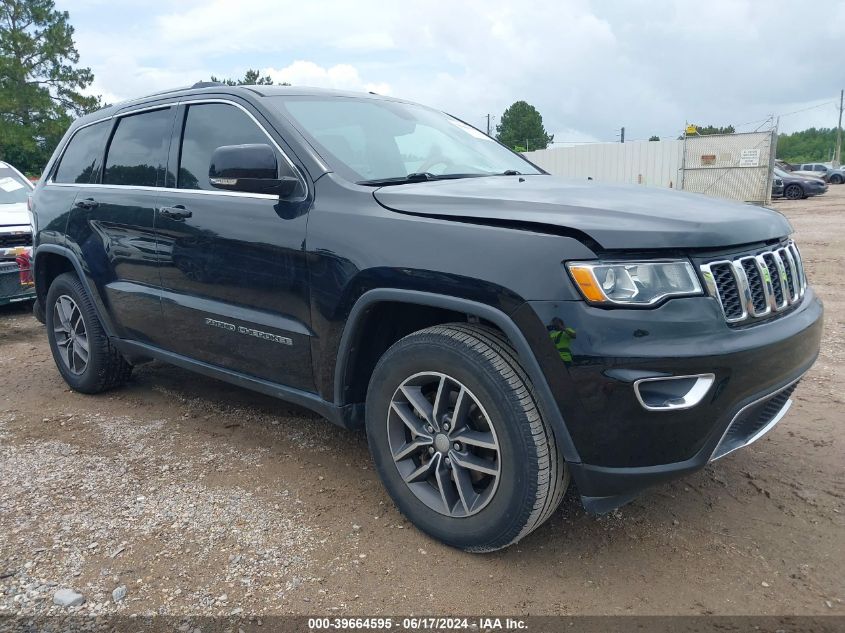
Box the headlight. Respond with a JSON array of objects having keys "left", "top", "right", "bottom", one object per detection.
[{"left": 567, "top": 260, "right": 702, "bottom": 306}]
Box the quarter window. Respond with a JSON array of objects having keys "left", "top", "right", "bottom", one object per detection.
[
  {"left": 104, "top": 108, "right": 173, "bottom": 187},
  {"left": 53, "top": 120, "right": 111, "bottom": 184},
  {"left": 178, "top": 103, "right": 288, "bottom": 191}
]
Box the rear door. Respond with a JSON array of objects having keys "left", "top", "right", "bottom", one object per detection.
[
  {"left": 64, "top": 106, "right": 176, "bottom": 346},
  {"left": 154, "top": 100, "right": 314, "bottom": 390}
]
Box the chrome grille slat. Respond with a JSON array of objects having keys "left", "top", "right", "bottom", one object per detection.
[{"left": 701, "top": 240, "right": 806, "bottom": 325}]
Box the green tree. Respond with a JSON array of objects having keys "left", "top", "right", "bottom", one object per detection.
[
  {"left": 776, "top": 127, "right": 837, "bottom": 163},
  {"left": 496, "top": 101, "right": 553, "bottom": 151},
  {"left": 648, "top": 135, "right": 660, "bottom": 141},
  {"left": 682, "top": 124, "right": 736, "bottom": 137},
  {"left": 209, "top": 68, "right": 289, "bottom": 86},
  {"left": 0, "top": 0, "right": 101, "bottom": 175}
]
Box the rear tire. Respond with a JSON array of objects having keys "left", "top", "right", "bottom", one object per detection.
[
  {"left": 365, "top": 323, "right": 568, "bottom": 552},
  {"left": 45, "top": 272, "right": 132, "bottom": 394}
]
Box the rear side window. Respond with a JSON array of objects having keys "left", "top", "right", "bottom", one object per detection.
[
  {"left": 178, "top": 103, "right": 291, "bottom": 190},
  {"left": 104, "top": 108, "right": 173, "bottom": 187},
  {"left": 53, "top": 121, "right": 111, "bottom": 184}
]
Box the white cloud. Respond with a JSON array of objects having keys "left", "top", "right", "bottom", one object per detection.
[
  {"left": 64, "top": 0, "right": 845, "bottom": 140},
  {"left": 263, "top": 61, "right": 391, "bottom": 95}
]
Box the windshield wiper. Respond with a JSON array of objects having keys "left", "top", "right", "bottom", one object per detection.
[
  {"left": 499, "top": 170, "right": 522, "bottom": 175},
  {"left": 357, "top": 172, "right": 485, "bottom": 187}
]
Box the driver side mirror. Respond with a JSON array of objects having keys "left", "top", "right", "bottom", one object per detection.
[{"left": 209, "top": 144, "right": 299, "bottom": 196}]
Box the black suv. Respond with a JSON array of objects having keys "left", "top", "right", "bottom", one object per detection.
[{"left": 30, "top": 85, "right": 823, "bottom": 552}]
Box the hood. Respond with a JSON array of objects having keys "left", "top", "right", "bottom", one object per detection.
[
  {"left": 0, "top": 202, "right": 30, "bottom": 231},
  {"left": 373, "top": 175, "right": 792, "bottom": 250}
]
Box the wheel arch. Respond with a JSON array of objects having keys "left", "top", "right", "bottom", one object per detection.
[
  {"left": 34, "top": 245, "right": 116, "bottom": 338},
  {"left": 334, "top": 289, "right": 581, "bottom": 463}
]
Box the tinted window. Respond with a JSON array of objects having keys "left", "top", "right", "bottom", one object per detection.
[
  {"left": 104, "top": 108, "right": 173, "bottom": 187},
  {"left": 178, "top": 104, "right": 279, "bottom": 190},
  {"left": 54, "top": 121, "right": 111, "bottom": 184}
]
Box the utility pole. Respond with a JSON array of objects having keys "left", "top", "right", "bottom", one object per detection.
[
  {"left": 835, "top": 89, "right": 843, "bottom": 167},
  {"left": 486, "top": 114, "right": 492, "bottom": 136},
  {"left": 619, "top": 126, "right": 625, "bottom": 143}
]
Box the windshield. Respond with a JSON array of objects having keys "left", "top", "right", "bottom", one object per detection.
[
  {"left": 269, "top": 96, "right": 541, "bottom": 184},
  {"left": 0, "top": 166, "right": 33, "bottom": 204}
]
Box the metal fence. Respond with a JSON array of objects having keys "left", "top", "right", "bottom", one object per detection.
[
  {"left": 524, "top": 140, "right": 684, "bottom": 188},
  {"left": 524, "top": 129, "right": 777, "bottom": 205},
  {"left": 680, "top": 130, "right": 776, "bottom": 205}
]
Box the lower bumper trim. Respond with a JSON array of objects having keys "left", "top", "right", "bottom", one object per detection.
[{"left": 710, "top": 378, "right": 799, "bottom": 461}]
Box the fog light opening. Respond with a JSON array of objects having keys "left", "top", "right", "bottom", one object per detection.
[{"left": 634, "top": 374, "right": 715, "bottom": 411}]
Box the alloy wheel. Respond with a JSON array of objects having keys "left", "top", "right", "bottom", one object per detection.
[
  {"left": 53, "top": 294, "right": 89, "bottom": 375},
  {"left": 387, "top": 372, "right": 501, "bottom": 517},
  {"left": 785, "top": 184, "right": 802, "bottom": 200}
]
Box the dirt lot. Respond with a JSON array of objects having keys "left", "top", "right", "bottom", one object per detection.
[{"left": 1, "top": 187, "right": 843, "bottom": 618}]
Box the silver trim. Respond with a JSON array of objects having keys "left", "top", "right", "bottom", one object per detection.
[
  {"left": 46, "top": 98, "right": 308, "bottom": 200},
  {"left": 633, "top": 373, "right": 715, "bottom": 411},
  {"left": 700, "top": 240, "right": 806, "bottom": 324},
  {"left": 709, "top": 375, "right": 801, "bottom": 462}
]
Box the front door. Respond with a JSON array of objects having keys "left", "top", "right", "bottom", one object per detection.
[{"left": 155, "top": 101, "right": 313, "bottom": 390}]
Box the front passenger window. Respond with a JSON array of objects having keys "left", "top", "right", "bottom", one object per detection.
[{"left": 178, "top": 103, "right": 296, "bottom": 191}]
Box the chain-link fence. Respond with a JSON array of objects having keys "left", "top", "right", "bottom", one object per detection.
[{"left": 680, "top": 130, "right": 777, "bottom": 205}]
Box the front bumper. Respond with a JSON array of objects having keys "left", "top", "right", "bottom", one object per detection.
[{"left": 516, "top": 289, "right": 823, "bottom": 512}]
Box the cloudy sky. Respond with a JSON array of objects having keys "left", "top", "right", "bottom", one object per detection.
[{"left": 63, "top": 0, "right": 844, "bottom": 144}]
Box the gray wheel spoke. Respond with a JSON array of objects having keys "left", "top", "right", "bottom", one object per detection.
[
  {"left": 392, "top": 437, "right": 431, "bottom": 461},
  {"left": 452, "top": 429, "right": 497, "bottom": 450},
  {"left": 404, "top": 457, "right": 438, "bottom": 484},
  {"left": 58, "top": 297, "right": 73, "bottom": 328},
  {"left": 390, "top": 402, "right": 431, "bottom": 439},
  {"left": 435, "top": 458, "right": 460, "bottom": 514},
  {"left": 74, "top": 341, "right": 89, "bottom": 363},
  {"left": 451, "top": 451, "right": 499, "bottom": 477},
  {"left": 449, "top": 386, "right": 470, "bottom": 432},
  {"left": 452, "top": 462, "right": 478, "bottom": 515},
  {"left": 400, "top": 385, "right": 435, "bottom": 427},
  {"left": 66, "top": 342, "right": 76, "bottom": 372},
  {"left": 431, "top": 375, "right": 450, "bottom": 424},
  {"left": 74, "top": 334, "right": 89, "bottom": 354}
]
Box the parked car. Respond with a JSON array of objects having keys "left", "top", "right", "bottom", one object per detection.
[
  {"left": 30, "top": 85, "right": 823, "bottom": 551},
  {"left": 794, "top": 163, "right": 831, "bottom": 181},
  {"left": 0, "top": 161, "right": 35, "bottom": 307},
  {"left": 799, "top": 163, "right": 845, "bottom": 184},
  {"left": 774, "top": 167, "right": 828, "bottom": 199}
]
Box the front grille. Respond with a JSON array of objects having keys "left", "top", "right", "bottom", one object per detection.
[
  {"left": 0, "top": 232, "right": 32, "bottom": 248},
  {"left": 700, "top": 241, "right": 806, "bottom": 325},
  {"left": 712, "top": 382, "right": 798, "bottom": 460}
]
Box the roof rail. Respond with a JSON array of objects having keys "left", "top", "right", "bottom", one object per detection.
[{"left": 191, "top": 81, "right": 225, "bottom": 88}]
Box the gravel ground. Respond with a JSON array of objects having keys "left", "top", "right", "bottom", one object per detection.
[{"left": 0, "top": 187, "right": 843, "bottom": 618}]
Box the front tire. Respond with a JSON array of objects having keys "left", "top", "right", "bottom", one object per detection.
[
  {"left": 365, "top": 324, "right": 568, "bottom": 552},
  {"left": 830, "top": 174, "right": 843, "bottom": 185},
  {"left": 45, "top": 272, "right": 132, "bottom": 393},
  {"left": 784, "top": 184, "right": 804, "bottom": 200}
]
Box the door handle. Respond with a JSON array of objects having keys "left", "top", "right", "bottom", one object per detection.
[
  {"left": 74, "top": 198, "right": 99, "bottom": 210},
  {"left": 159, "top": 205, "right": 192, "bottom": 220}
]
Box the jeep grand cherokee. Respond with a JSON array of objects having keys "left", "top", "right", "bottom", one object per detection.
[{"left": 30, "top": 84, "right": 823, "bottom": 551}]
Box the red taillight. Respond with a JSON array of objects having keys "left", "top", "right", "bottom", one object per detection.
[{"left": 16, "top": 250, "right": 33, "bottom": 286}]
